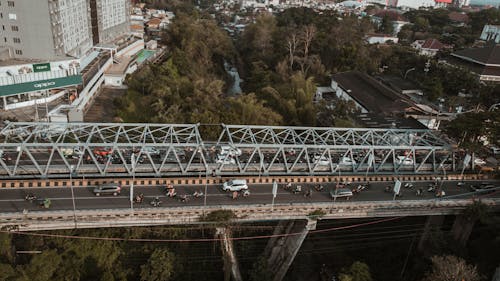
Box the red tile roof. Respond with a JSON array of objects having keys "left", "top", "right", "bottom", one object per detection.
[
  {"left": 421, "top": 39, "right": 445, "bottom": 50},
  {"left": 448, "top": 12, "right": 469, "bottom": 23}
]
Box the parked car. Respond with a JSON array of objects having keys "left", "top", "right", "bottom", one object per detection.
[
  {"left": 330, "top": 188, "right": 353, "bottom": 199},
  {"left": 93, "top": 183, "right": 121, "bottom": 196},
  {"left": 222, "top": 179, "right": 248, "bottom": 192}
]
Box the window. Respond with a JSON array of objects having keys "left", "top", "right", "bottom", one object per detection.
[
  {"left": 7, "top": 1, "right": 14, "bottom": 7},
  {"left": 11, "top": 25, "right": 18, "bottom": 31},
  {"left": 15, "top": 49, "right": 22, "bottom": 55},
  {"left": 8, "top": 13, "right": 16, "bottom": 20},
  {"left": 13, "top": 37, "right": 20, "bottom": 43}
]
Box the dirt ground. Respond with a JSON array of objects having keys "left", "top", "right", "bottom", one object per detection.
[{"left": 84, "top": 87, "right": 127, "bottom": 123}]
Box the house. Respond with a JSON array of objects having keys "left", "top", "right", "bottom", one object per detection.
[
  {"left": 448, "top": 11, "right": 469, "bottom": 27},
  {"left": 376, "top": 75, "right": 424, "bottom": 102},
  {"left": 315, "top": 71, "right": 448, "bottom": 129},
  {"left": 324, "top": 71, "right": 412, "bottom": 114},
  {"left": 411, "top": 38, "right": 451, "bottom": 57},
  {"left": 146, "top": 18, "right": 162, "bottom": 30},
  {"left": 366, "top": 34, "right": 399, "bottom": 44},
  {"left": 480, "top": 25, "right": 500, "bottom": 43},
  {"left": 448, "top": 44, "right": 500, "bottom": 82}
]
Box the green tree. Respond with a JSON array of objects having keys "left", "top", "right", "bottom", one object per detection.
[
  {"left": 421, "top": 255, "right": 480, "bottom": 281},
  {"left": 379, "top": 15, "right": 394, "bottom": 34},
  {"left": 140, "top": 248, "right": 175, "bottom": 281},
  {"left": 339, "top": 261, "right": 372, "bottom": 281},
  {"left": 17, "top": 250, "right": 63, "bottom": 281},
  {"left": 223, "top": 93, "right": 283, "bottom": 125}
]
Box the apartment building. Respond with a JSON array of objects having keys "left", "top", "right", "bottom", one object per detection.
[{"left": 0, "top": 0, "right": 129, "bottom": 61}]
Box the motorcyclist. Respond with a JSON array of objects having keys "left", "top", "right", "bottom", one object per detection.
[
  {"left": 25, "top": 193, "right": 37, "bottom": 202},
  {"left": 151, "top": 197, "right": 161, "bottom": 207},
  {"left": 242, "top": 190, "right": 250, "bottom": 197},
  {"left": 180, "top": 194, "right": 189, "bottom": 203},
  {"left": 304, "top": 189, "right": 312, "bottom": 198},
  {"left": 293, "top": 185, "right": 302, "bottom": 194},
  {"left": 285, "top": 182, "right": 292, "bottom": 190}
]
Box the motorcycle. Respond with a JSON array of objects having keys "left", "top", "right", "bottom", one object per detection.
[
  {"left": 150, "top": 197, "right": 162, "bottom": 207},
  {"left": 304, "top": 189, "right": 312, "bottom": 198},
  {"left": 384, "top": 186, "right": 392, "bottom": 193},
  {"left": 427, "top": 184, "right": 436, "bottom": 192},
  {"left": 25, "top": 193, "right": 37, "bottom": 202},
  {"left": 166, "top": 189, "right": 177, "bottom": 198},
  {"left": 38, "top": 198, "right": 51, "bottom": 209},
  {"left": 416, "top": 188, "right": 424, "bottom": 196},
  {"left": 314, "top": 184, "right": 324, "bottom": 192},
  {"left": 134, "top": 193, "right": 144, "bottom": 204},
  {"left": 179, "top": 194, "right": 189, "bottom": 203},
  {"left": 283, "top": 182, "right": 293, "bottom": 191},
  {"left": 192, "top": 191, "right": 204, "bottom": 198},
  {"left": 404, "top": 183, "right": 414, "bottom": 189},
  {"left": 293, "top": 186, "right": 302, "bottom": 194},
  {"left": 353, "top": 184, "right": 367, "bottom": 194},
  {"left": 435, "top": 190, "right": 446, "bottom": 198}
]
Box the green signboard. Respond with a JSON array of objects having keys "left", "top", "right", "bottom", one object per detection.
[
  {"left": 0, "top": 75, "right": 82, "bottom": 96},
  {"left": 33, "top": 63, "right": 51, "bottom": 73}
]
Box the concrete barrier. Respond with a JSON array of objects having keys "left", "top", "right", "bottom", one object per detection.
[
  {"left": 1, "top": 198, "right": 498, "bottom": 232},
  {"left": 0, "top": 173, "right": 489, "bottom": 189}
]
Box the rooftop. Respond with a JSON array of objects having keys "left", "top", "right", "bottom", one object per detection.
[
  {"left": 332, "top": 71, "right": 412, "bottom": 114},
  {"left": 355, "top": 113, "right": 427, "bottom": 129},
  {"left": 452, "top": 44, "right": 500, "bottom": 66}
]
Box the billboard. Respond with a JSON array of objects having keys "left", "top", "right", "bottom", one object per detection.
[
  {"left": 0, "top": 75, "right": 82, "bottom": 96},
  {"left": 32, "top": 63, "right": 51, "bottom": 73}
]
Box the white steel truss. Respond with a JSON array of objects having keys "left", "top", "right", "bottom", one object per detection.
[{"left": 0, "top": 122, "right": 457, "bottom": 178}]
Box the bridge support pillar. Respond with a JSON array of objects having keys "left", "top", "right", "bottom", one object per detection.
[
  {"left": 264, "top": 219, "right": 317, "bottom": 281},
  {"left": 418, "top": 215, "right": 444, "bottom": 252},
  {"left": 216, "top": 227, "right": 243, "bottom": 281},
  {"left": 451, "top": 214, "right": 476, "bottom": 247}
]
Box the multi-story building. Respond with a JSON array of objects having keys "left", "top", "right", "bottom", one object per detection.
[
  {"left": 0, "top": 0, "right": 129, "bottom": 61},
  {"left": 0, "top": 0, "right": 131, "bottom": 113}
]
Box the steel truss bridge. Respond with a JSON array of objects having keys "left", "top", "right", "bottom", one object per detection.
[{"left": 0, "top": 122, "right": 459, "bottom": 179}]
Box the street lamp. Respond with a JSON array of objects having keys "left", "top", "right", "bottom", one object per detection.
[
  {"left": 69, "top": 165, "right": 77, "bottom": 228},
  {"left": 130, "top": 153, "right": 135, "bottom": 212},
  {"left": 439, "top": 163, "right": 446, "bottom": 190}
]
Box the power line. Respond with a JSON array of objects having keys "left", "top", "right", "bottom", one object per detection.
[{"left": 1, "top": 216, "right": 404, "bottom": 243}]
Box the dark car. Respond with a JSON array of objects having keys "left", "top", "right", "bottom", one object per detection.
[{"left": 469, "top": 183, "right": 496, "bottom": 193}]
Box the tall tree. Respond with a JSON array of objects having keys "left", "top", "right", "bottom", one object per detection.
[
  {"left": 140, "top": 248, "right": 175, "bottom": 281},
  {"left": 421, "top": 255, "right": 480, "bottom": 281}
]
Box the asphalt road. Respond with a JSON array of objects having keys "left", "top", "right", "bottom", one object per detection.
[{"left": 0, "top": 180, "right": 498, "bottom": 213}]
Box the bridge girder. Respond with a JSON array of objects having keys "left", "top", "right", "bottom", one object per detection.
[{"left": 0, "top": 122, "right": 457, "bottom": 178}]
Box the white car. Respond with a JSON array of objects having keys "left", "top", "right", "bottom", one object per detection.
[
  {"left": 222, "top": 179, "right": 248, "bottom": 192},
  {"left": 474, "top": 158, "right": 486, "bottom": 166},
  {"left": 397, "top": 156, "right": 414, "bottom": 165},
  {"left": 339, "top": 156, "right": 356, "bottom": 165},
  {"left": 313, "top": 155, "right": 330, "bottom": 166},
  {"left": 216, "top": 154, "right": 236, "bottom": 164},
  {"left": 220, "top": 146, "right": 242, "bottom": 157}
]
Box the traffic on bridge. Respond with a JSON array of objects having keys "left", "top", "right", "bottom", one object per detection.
[
  {"left": 0, "top": 122, "right": 461, "bottom": 179},
  {"left": 0, "top": 179, "right": 498, "bottom": 214}
]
